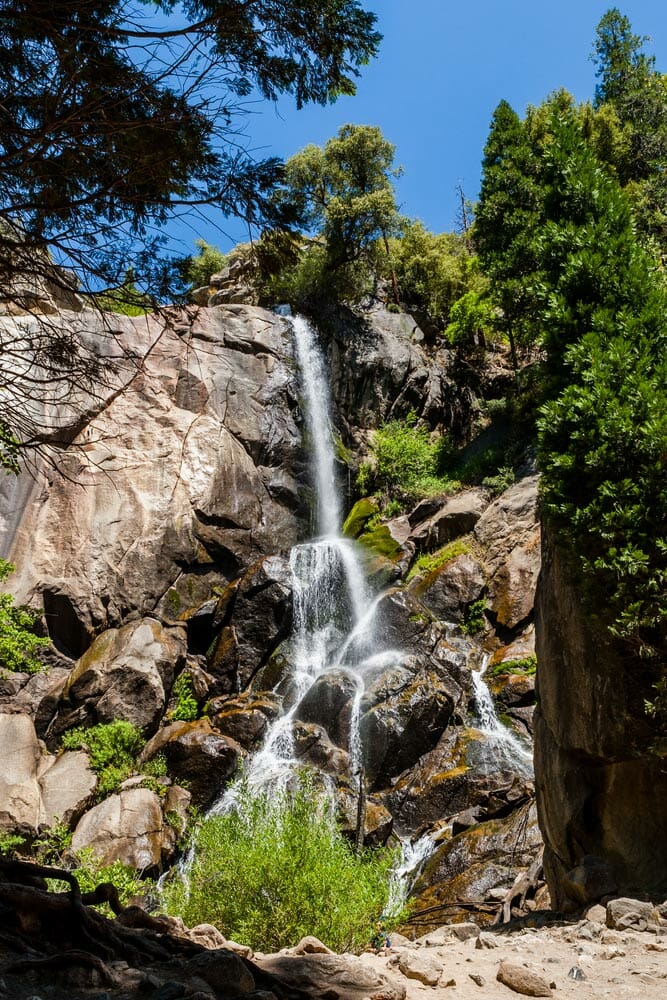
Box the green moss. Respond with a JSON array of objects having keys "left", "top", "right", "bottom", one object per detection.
[
  {"left": 357, "top": 524, "right": 403, "bottom": 562},
  {"left": 488, "top": 655, "right": 537, "bottom": 678},
  {"left": 167, "top": 588, "right": 181, "bottom": 614},
  {"left": 342, "top": 497, "right": 380, "bottom": 539},
  {"left": 407, "top": 538, "right": 472, "bottom": 581}
]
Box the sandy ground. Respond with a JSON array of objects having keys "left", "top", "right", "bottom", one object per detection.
[{"left": 357, "top": 918, "right": 667, "bottom": 999}]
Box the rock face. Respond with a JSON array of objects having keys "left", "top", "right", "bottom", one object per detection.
[
  {"left": 70, "top": 787, "right": 172, "bottom": 870},
  {"left": 534, "top": 526, "right": 667, "bottom": 905},
  {"left": 0, "top": 304, "right": 305, "bottom": 655}
]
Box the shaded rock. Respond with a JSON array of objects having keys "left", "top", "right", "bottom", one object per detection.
[
  {"left": 0, "top": 666, "right": 69, "bottom": 733},
  {"left": 496, "top": 959, "right": 552, "bottom": 997},
  {"left": 295, "top": 670, "right": 359, "bottom": 748},
  {"left": 410, "top": 490, "right": 487, "bottom": 552},
  {"left": 411, "top": 552, "right": 486, "bottom": 623},
  {"left": 70, "top": 788, "right": 169, "bottom": 869},
  {"left": 184, "top": 949, "right": 255, "bottom": 995},
  {"left": 256, "top": 953, "right": 405, "bottom": 1000},
  {"left": 397, "top": 950, "right": 442, "bottom": 986},
  {"left": 336, "top": 786, "right": 393, "bottom": 848},
  {"left": 292, "top": 721, "right": 351, "bottom": 778},
  {"left": 39, "top": 750, "right": 97, "bottom": 827},
  {"left": 140, "top": 720, "right": 241, "bottom": 809},
  {"left": 208, "top": 555, "right": 292, "bottom": 695},
  {"left": 59, "top": 619, "right": 187, "bottom": 734},
  {"left": 562, "top": 856, "right": 618, "bottom": 909}
]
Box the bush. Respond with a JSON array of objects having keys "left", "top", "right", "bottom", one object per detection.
[
  {"left": 61, "top": 720, "right": 145, "bottom": 797},
  {"left": 364, "top": 411, "right": 456, "bottom": 503},
  {"left": 45, "top": 848, "right": 149, "bottom": 916},
  {"left": 0, "top": 559, "right": 49, "bottom": 674},
  {"left": 162, "top": 778, "right": 399, "bottom": 953},
  {"left": 169, "top": 672, "right": 199, "bottom": 722}
]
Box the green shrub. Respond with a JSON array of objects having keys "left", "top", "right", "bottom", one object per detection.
[
  {"left": 0, "top": 559, "right": 49, "bottom": 674},
  {"left": 162, "top": 778, "right": 399, "bottom": 953},
  {"left": 460, "top": 598, "right": 487, "bottom": 635},
  {"left": 46, "top": 848, "right": 149, "bottom": 916},
  {"left": 61, "top": 720, "right": 144, "bottom": 797},
  {"left": 488, "top": 655, "right": 537, "bottom": 677},
  {"left": 169, "top": 673, "right": 199, "bottom": 722},
  {"left": 179, "top": 238, "right": 228, "bottom": 290},
  {"left": 365, "top": 411, "right": 456, "bottom": 503},
  {"left": 0, "top": 832, "right": 26, "bottom": 856}
]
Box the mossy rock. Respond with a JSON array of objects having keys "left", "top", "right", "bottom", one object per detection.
[
  {"left": 357, "top": 524, "right": 403, "bottom": 562},
  {"left": 342, "top": 497, "right": 380, "bottom": 539}
]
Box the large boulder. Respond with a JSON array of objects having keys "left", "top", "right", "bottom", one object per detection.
[
  {"left": 0, "top": 714, "right": 45, "bottom": 834},
  {"left": 256, "top": 953, "right": 406, "bottom": 1000},
  {"left": 56, "top": 618, "right": 187, "bottom": 735},
  {"left": 39, "top": 750, "right": 97, "bottom": 828},
  {"left": 70, "top": 787, "right": 171, "bottom": 869},
  {"left": 140, "top": 719, "right": 241, "bottom": 809}
]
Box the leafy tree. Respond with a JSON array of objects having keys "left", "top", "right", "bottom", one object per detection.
[
  {"left": 592, "top": 7, "right": 653, "bottom": 107},
  {"left": 271, "top": 124, "right": 402, "bottom": 303},
  {"left": 0, "top": 559, "right": 49, "bottom": 673},
  {"left": 474, "top": 100, "right": 544, "bottom": 370}
]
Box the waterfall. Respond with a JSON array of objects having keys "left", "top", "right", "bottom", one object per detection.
[
  {"left": 471, "top": 656, "right": 533, "bottom": 774},
  {"left": 212, "top": 314, "right": 383, "bottom": 811}
]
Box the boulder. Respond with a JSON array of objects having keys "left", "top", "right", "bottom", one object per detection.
[
  {"left": 410, "top": 490, "right": 487, "bottom": 552},
  {"left": 184, "top": 949, "right": 255, "bottom": 995},
  {"left": 70, "top": 788, "right": 170, "bottom": 869},
  {"left": 396, "top": 950, "right": 443, "bottom": 986},
  {"left": 59, "top": 619, "right": 187, "bottom": 734},
  {"left": 0, "top": 666, "right": 69, "bottom": 733},
  {"left": 140, "top": 719, "right": 241, "bottom": 809},
  {"left": 207, "top": 555, "right": 293, "bottom": 695},
  {"left": 606, "top": 897, "right": 660, "bottom": 931},
  {"left": 256, "top": 953, "right": 406, "bottom": 1000},
  {"left": 295, "top": 670, "right": 359, "bottom": 748},
  {"left": 496, "top": 960, "right": 552, "bottom": 997},
  {"left": 0, "top": 713, "right": 44, "bottom": 833},
  {"left": 410, "top": 551, "right": 486, "bottom": 623},
  {"left": 39, "top": 750, "right": 97, "bottom": 827}
]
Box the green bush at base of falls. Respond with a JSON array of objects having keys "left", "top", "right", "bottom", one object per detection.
[{"left": 161, "top": 778, "right": 402, "bottom": 953}]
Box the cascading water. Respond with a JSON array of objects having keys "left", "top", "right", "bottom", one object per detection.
[
  {"left": 471, "top": 656, "right": 533, "bottom": 774},
  {"left": 212, "top": 314, "right": 384, "bottom": 812}
]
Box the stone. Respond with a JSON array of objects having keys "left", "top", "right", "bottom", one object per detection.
[
  {"left": 186, "top": 924, "right": 227, "bottom": 950},
  {"left": 606, "top": 897, "right": 659, "bottom": 931},
  {"left": 469, "top": 973, "right": 485, "bottom": 986},
  {"left": 496, "top": 959, "right": 552, "bottom": 997},
  {"left": 449, "top": 922, "right": 481, "bottom": 941},
  {"left": 410, "top": 490, "right": 487, "bottom": 552},
  {"left": 0, "top": 713, "right": 44, "bottom": 833},
  {"left": 291, "top": 936, "right": 333, "bottom": 955},
  {"left": 185, "top": 950, "right": 255, "bottom": 995},
  {"left": 140, "top": 719, "right": 241, "bottom": 809},
  {"left": 397, "top": 950, "right": 443, "bottom": 986},
  {"left": 562, "top": 855, "right": 618, "bottom": 907},
  {"left": 411, "top": 552, "right": 486, "bottom": 623},
  {"left": 38, "top": 750, "right": 97, "bottom": 827},
  {"left": 585, "top": 904, "right": 607, "bottom": 924},
  {"left": 256, "top": 953, "right": 406, "bottom": 1000},
  {"left": 59, "top": 619, "right": 187, "bottom": 734},
  {"left": 476, "top": 932, "right": 500, "bottom": 949},
  {"left": 70, "top": 787, "right": 169, "bottom": 869}
]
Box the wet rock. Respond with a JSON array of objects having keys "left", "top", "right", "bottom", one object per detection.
[
  {"left": 336, "top": 786, "right": 393, "bottom": 847},
  {"left": 140, "top": 719, "right": 241, "bottom": 809},
  {"left": 411, "top": 552, "right": 486, "bottom": 623},
  {"left": 70, "top": 788, "right": 169, "bottom": 869},
  {"left": 295, "top": 670, "right": 359, "bottom": 748},
  {"left": 496, "top": 959, "right": 552, "bottom": 996},
  {"left": 292, "top": 721, "right": 352, "bottom": 778},
  {"left": 59, "top": 619, "right": 187, "bottom": 735}
]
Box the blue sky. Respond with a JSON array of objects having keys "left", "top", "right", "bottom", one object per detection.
[{"left": 170, "top": 1, "right": 667, "bottom": 255}]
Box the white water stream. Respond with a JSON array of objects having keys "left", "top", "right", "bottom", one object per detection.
[{"left": 471, "top": 656, "right": 533, "bottom": 774}]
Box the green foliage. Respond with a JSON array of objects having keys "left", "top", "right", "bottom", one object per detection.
[
  {"left": 445, "top": 286, "right": 495, "bottom": 350},
  {"left": 46, "top": 848, "right": 149, "bottom": 916},
  {"left": 0, "top": 420, "right": 19, "bottom": 474},
  {"left": 169, "top": 673, "right": 199, "bottom": 723},
  {"left": 61, "top": 720, "right": 144, "bottom": 797},
  {"left": 365, "top": 411, "right": 455, "bottom": 503},
  {"left": 96, "top": 269, "right": 152, "bottom": 316},
  {"left": 342, "top": 497, "right": 381, "bottom": 539},
  {"left": 0, "top": 559, "right": 49, "bottom": 674},
  {"left": 407, "top": 538, "right": 472, "bottom": 581},
  {"left": 488, "top": 656, "right": 537, "bottom": 678},
  {"left": 179, "top": 239, "right": 228, "bottom": 291},
  {"left": 460, "top": 599, "right": 487, "bottom": 636},
  {"left": 162, "top": 777, "right": 399, "bottom": 953},
  {"left": 0, "top": 831, "right": 26, "bottom": 856}
]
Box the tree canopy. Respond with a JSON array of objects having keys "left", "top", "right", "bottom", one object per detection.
[{"left": 0, "top": 1, "right": 381, "bottom": 302}]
